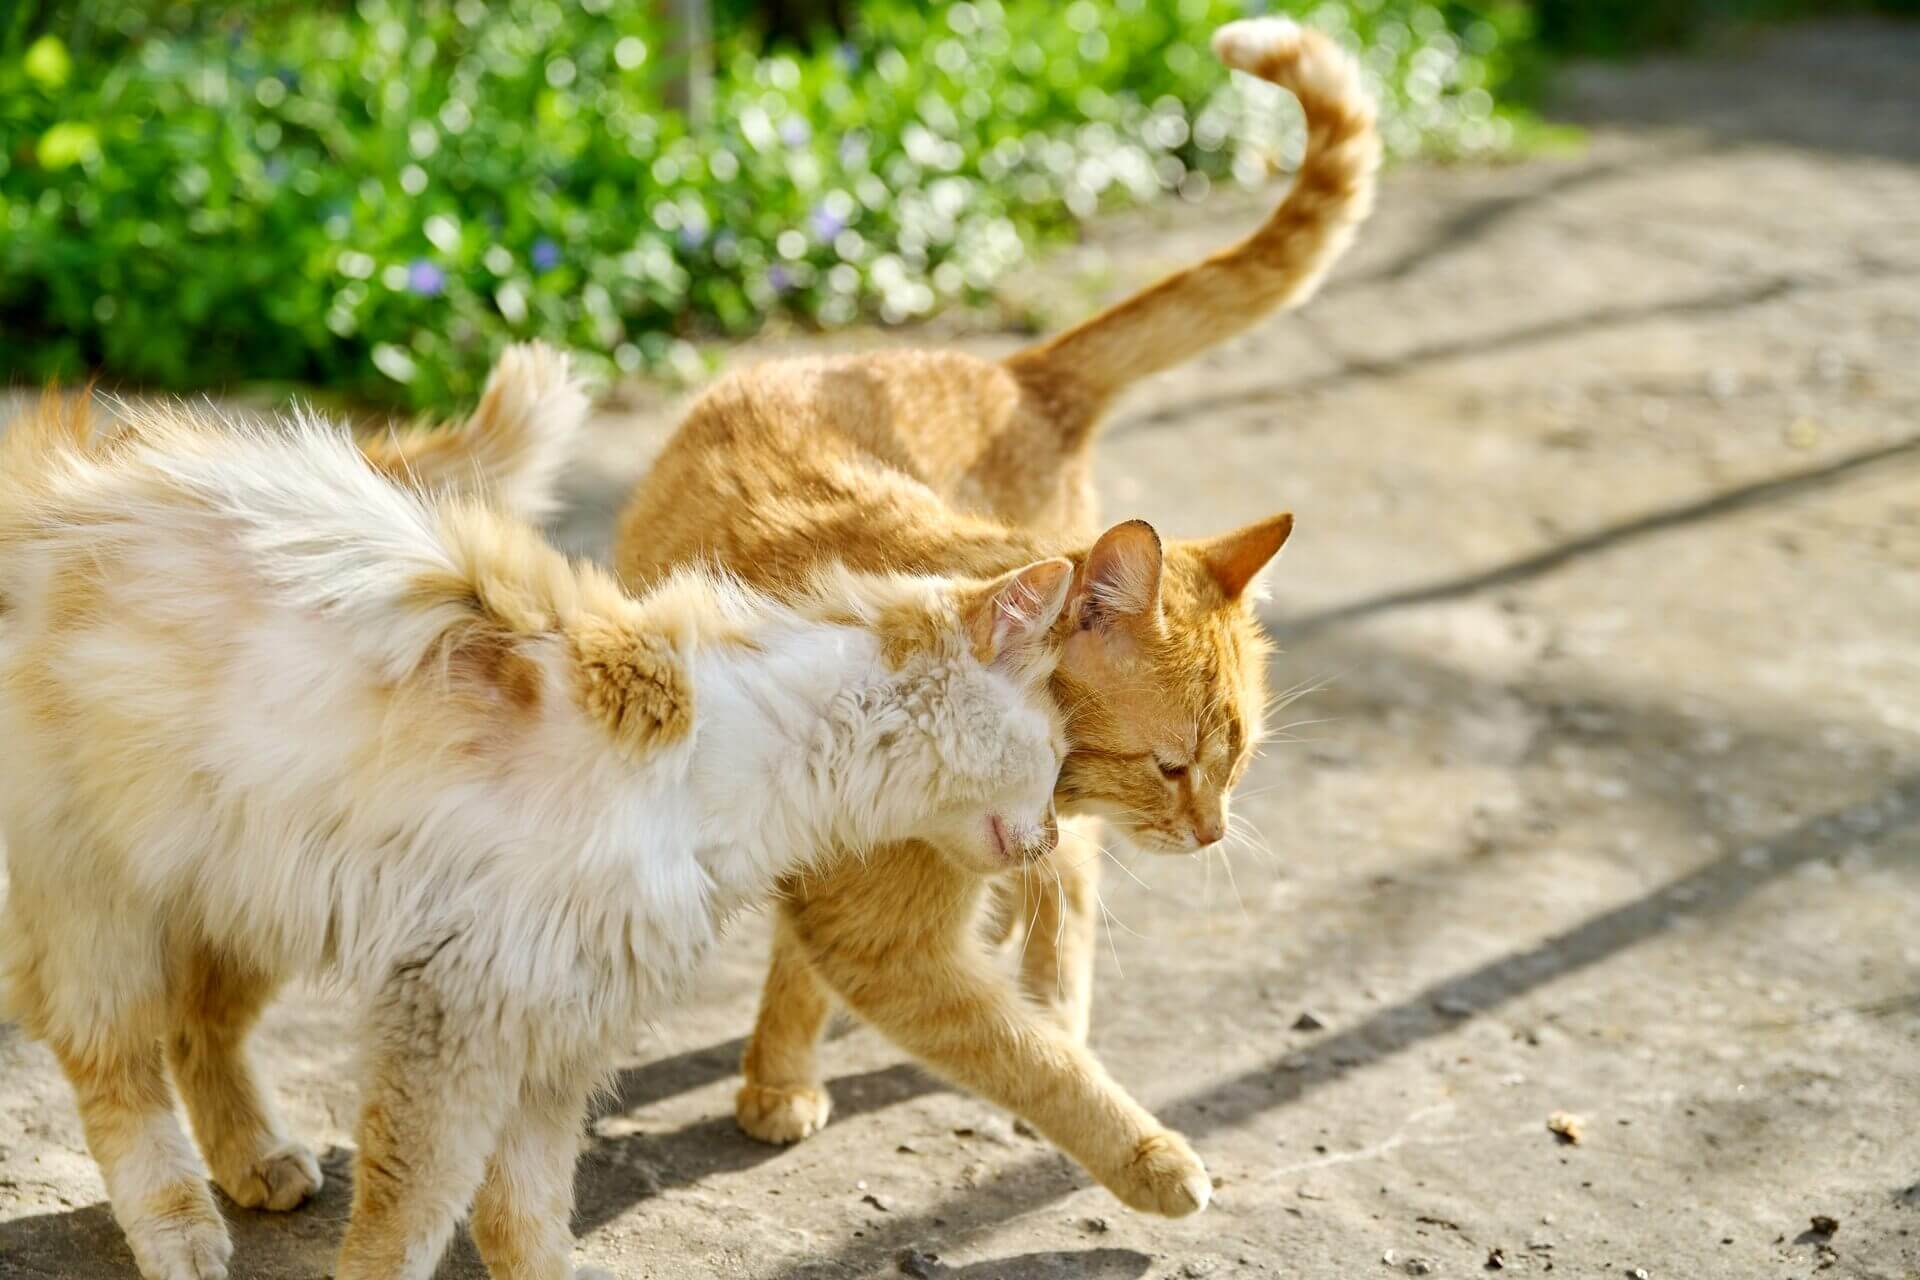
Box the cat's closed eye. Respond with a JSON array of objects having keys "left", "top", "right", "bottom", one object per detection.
[{"left": 1155, "top": 758, "right": 1188, "bottom": 780}]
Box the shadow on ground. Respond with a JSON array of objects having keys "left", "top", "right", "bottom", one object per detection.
[{"left": 1552, "top": 18, "right": 1920, "bottom": 163}]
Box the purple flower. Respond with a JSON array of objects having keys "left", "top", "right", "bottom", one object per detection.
[
  {"left": 809, "top": 204, "right": 846, "bottom": 243},
  {"left": 835, "top": 42, "right": 860, "bottom": 73},
  {"left": 767, "top": 265, "right": 792, "bottom": 293},
  {"left": 780, "top": 117, "right": 812, "bottom": 148},
  {"left": 531, "top": 238, "right": 561, "bottom": 272},
  {"left": 406, "top": 259, "right": 446, "bottom": 297},
  {"left": 677, "top": 221, "right": 708, "bottom": 252}
]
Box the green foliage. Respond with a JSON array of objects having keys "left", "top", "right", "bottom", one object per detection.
[{"left": 2, "top": 0, "right": 1532, "bottom": 409}]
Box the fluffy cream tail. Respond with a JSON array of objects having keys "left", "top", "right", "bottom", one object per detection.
[
  {"left": 1006, "top": 18, "right": 1380, "bottom": 418},
  {"left": 360, "top": 342, "right": 589, "bottom": 522}
]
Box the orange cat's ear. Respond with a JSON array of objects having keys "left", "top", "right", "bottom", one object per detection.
[
  {"left": 1073, "top": 519, "right": 1163, "bottom": 632},
  {"left": 1191, "top": 512, "right": 1293, "bottom": 601},
  {"left": 964, "top": 557, "right": 1074, "bottom": 664}
]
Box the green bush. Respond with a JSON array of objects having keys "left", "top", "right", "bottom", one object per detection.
[{"left": 1, "top": 0, "right": 1532, "bottom": 410}]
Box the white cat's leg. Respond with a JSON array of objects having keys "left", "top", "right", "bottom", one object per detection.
[
  {"left": 471, "top": 1067, "right": 600, "bottom": 1280},
  {"left": 55, "top": 1036, "right": 234, "bottom": 1280},
  {"left": 166, "top": 942, "right": 321, "bottom": 1212},
  {"left": 335, "top": 963, "right": 517, "bottom": 1280},
  {"left": 6, "top": 889, "right": 232, "bottom": 1280}
]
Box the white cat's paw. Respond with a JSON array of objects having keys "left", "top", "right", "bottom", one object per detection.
[
  {"left": 736, "top": 1082, "right": 833, "bottom": 1144},
  {"left": 1108, "top": 1130, "right": 1211, "bottom": 1218},
  {"left": 126, "top": 1183, "right": 233, "bottom": 1280},
  {"left": 217, "top": 1140, "right": 322, "bottom": 1211}
]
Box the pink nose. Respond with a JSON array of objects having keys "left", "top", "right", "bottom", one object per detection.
[{"left": 1192, "top": 819, "right": 1224, "bottom": 847}]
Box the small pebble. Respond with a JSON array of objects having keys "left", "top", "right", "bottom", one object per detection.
[
  {"left": 1293, "top": 1010, "right": 1327, "bottom": 1032},
  {"left": 1548, "top": 1111, "right": 1585, "bottom": 1145}
]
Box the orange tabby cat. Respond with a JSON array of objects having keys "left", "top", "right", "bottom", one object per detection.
[{"left": 586, "top": 18, "right": 1377, "bottom": 1215}]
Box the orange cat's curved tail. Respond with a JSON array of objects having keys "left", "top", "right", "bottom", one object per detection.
[{"left": 1005, "top": 17, "right": 1380, "bottom": 420}]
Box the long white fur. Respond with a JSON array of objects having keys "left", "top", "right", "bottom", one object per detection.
[{"left": 0, "top": 376, "right": 1066, "bottom": 1280}]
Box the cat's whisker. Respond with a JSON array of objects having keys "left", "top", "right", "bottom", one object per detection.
[
  {"left": 1050, "top": 857, "right": 1068, "bottom": 950},
  {"left": 1227, "top": 810, "right": 1276, "bottom": 854},
  {"left": 1223, "top": 824, "right": 1273, "bottom": 867},
  {"left": 1015, "top": 861, "right": 1045, "bottom": 972},
  {"left": 1096, "top": 889, "right": 1126, "bottom": 981},
  {"left": 1215, "top": 846, "right": 1251, "bottom": 925},
  {"left": 1267, "top": 715, "right": 1337, "bottom": 736},
  {"left": 1266, "top": 669, "right": 1338, "bottom": 710},
  {"left": 1098, "top": 843, "right": 1153, "bottom": 891}
]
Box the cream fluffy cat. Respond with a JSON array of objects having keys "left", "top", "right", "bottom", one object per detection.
[{"left": 0, "top": 346, "right": 1073, "bottom": 1280}]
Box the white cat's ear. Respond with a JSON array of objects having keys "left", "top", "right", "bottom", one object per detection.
[
  {"left": 1072, "top": 519, "right": 1163, "bottom": 632},
  {"left": 964, "top": 557, "right": 1074, "bottom": 664},
  {"left": 1187, "top": 512, "right": 1293, "bottom": 602}
]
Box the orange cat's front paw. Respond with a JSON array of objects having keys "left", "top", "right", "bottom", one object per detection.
[
  {"left": 1111, "top": 1130, "right": 1211, "bottom": 1217},
  {"left": 735, "top": 1082, "right": 832, "bottom": 1144}
]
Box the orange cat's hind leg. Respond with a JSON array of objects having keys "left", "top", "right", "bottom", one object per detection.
[
  {"left": 166, "top": 943, "right": 321, "bottom": 1213},
  {"left": 736, "top": 911, "right": 835, "bottom": 1144}
]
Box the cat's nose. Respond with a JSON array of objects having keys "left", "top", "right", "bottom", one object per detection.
[{"left": 1191, "top": 818, "right": 1225, "bottom": 848}]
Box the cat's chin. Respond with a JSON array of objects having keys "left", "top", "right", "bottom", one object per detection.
[{"left": 933, "top": 813, "right": 1054, "bottom": 875}]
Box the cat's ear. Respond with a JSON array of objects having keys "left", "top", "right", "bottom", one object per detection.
[
  {"left": 964, "top": 557, "right": 1074, "bottom": 664},
  {"left": 1189, "top": 512, "right": 1293, "bottom": 601},
  {"left": 1071, "top": 519, "right": 1163, "bottom": 633}
]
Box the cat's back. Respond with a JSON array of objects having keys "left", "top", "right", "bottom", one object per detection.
[{"left": 614, "top": 348, "right": 1079, "bottom": 592}]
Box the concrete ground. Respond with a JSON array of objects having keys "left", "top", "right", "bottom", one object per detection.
[{"left": 4, "top": 18, "right": 1919, "bottom": 1280}]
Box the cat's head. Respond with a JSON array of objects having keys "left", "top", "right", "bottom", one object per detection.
[
  {"left": 1053, "top": 514, "right": 1292, "bottom": 855},
  {"left": 814, "top": 558, "right": 1074, "bottom": 873}
]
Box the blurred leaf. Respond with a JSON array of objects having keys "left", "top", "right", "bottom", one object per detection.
[
  {"left": 37, "top": 122, "right": 99, "bottom": 169},
  {"left": 23, "top": 34, "right": 71, "bottom": 90}
]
